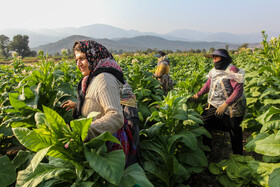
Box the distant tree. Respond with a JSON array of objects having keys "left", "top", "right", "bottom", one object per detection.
[
  {"left": 67, "top": 49, "right": 72, "bottom": 55},
  {"left": 238, "top": 43, "right": 249, "bottom": 51},
  {"left": 209, "top": 47, "right": 215, "bottom": 53},
  {"left": 9, "top": 34, "right": 32, "bottom": 58},
  {"left": 118, "top": 49, "right": 124, "bottom": 54},
  {"left": 29, "top": 50, "right": 37, "bottom": 57},
  {"left": 176, "top": 49, "right": 182, "bottom": 53},
  {"left": 189, "top": 49, "right": 195, "bottom": 53},
  {"left": 195, "top": 49, "right": 201, "bottom": 53},
  {"left": 165, "top": 50, "right": 173, "bottom": 54},
  {"left": 225, "top": 45, "right": 229, "bottom": 51},
  {"left": 202, "top": 49, "right": 207, "bottom": 53},
  {"left": 145, "top": 48, "right": 153, "bottom": 54},
  {"left": 54, "top": 52, "right": 60, "bottom": 57},
  {"left": 0, "top": 35, "right": 10, "bottom": 58}
]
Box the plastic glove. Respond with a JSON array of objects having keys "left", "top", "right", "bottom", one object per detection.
[
  {"left": 215, "top": 102, "right": 228, "bottom": 116},
  {"left": 188, "top": 94, "right": 199, "bottom": 101}
]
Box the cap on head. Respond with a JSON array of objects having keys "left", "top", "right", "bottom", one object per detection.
[
  {"left": 205, "top": 49, "right": 229, "bottom": 58},
  {"left": 158, "top": 51, "right": 166, "bottom": 57},
  {"left": 154, "top": 51, "right": 166, "bottom": 58}
]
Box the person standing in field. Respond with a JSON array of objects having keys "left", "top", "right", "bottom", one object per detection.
[
  {"left": 153, "top": 51, "right": 174, "bottom": 95},
  {"left": 61, "top": 40, "right": 139, "bottom": 167},
  {"left": 190, "top": 49, "right": 246, "bottom": 155}
]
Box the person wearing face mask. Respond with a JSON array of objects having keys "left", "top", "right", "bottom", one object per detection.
[
  {"left": 61, "top": 40, "right": 139, "bottom": 167},
  {"left": 190, "top": 49, "right": 246, "bottom": 155}
]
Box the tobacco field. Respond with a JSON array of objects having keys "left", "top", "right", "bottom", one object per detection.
[{"left": 0, "top": 32, "right": 280, "bottom": 187}]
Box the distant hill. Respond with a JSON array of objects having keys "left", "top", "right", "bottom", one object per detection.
[
  {"left": 33, "top": 35, "right": 93, "bottom": 54},
  {"left": 1, "top": 24, "right": 277, "bottom": 48},
  {"left": 33, "top": 35, "right": 261, "bottom": 55}
]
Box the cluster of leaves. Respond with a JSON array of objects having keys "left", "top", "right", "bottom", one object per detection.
[
  {"left": 116, "top": 53, "right": 216, "bottom": 186},
  {"left": 2, "top": 32, "right": 280, "bottom": 186},
  {"left": 1, "top": 106, "right": 152, "bottom": 187},
  {"left": 209, "top": 155, "right": 280, "bottom": 187},
  {"left": 0, "top": 51, "right": 79, "bottom": 128},
  {"left": 0, "top": 51, "right": 80, "bottom": 164},
  {"left": 118, "top": 56, "right": 165, "bottom": 123},
  {"left": 140, "top": 91, "right": 211, "bottom": 186}
]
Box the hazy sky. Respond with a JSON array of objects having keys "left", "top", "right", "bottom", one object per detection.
[{"left": 1, "top": 0, "right": 280, "bottom": 34}]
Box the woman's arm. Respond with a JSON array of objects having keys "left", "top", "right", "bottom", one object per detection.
[
  {"left": 225, "top": 66, "right": 244, "bottom": 106},
  {"left": 197, "top": 78, "right": 211, "bottom": 97},
  {"left": 225, "top": 81, "right": 243, "bottom": 105}
]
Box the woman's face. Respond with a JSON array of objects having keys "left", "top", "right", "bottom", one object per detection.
[
  {"left": 213, "top": 55, "right": 222, "bottom": 63},
  {"left": 75, "top": 51, "right": 90, "bottom": 76}
]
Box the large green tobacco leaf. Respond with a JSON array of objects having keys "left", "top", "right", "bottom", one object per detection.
[
  {"left": 167, "top": 130, "right": 197, "bottom": 152},
  {"left": 259, "top": 88, "right": 280, "bottom": 99},
  {"left": 1, "top": 115, "right": 34, "bottom": 128},
  {"left": 144, "top": 122, "right": 164, "bottom": 137},
  {"left": 42, "top": 105, "right": 67, "bottom": 138},
  {"left": 143, "top": 161, "right": 170, "bottom": 186},
  {"left": 9, "top": 92, "right": 39, "bottom": 112},
  {"left": 85, "top": 131, "right": 121, "bottom": 149},
  {"left": 17, "top": 162, "right": 75, "bottom": 187},
  {"left": 84, "top": 146, "right": 125, "bottom": 185},
  {"left": 28, "top": 147, "right": 51, "bottom": 172},
  {"left": 216, "top": 174, "right": 245, "bottom": 187},
  {"left": 11, "top": 150, "right": 35, "bottom": 170},
  {"left": 118, "top": 163, "right": 153, "bottom": 187},
  {"left": 254, "top": 132, "right": 280, "bottom": 156},
  {"left": 13, "top": 127, "right": 73, "bottom": 160},
  {"left": 140, "top": 138, "right": 170, "bottom": 166},
  {"left": 263, "top": 99, "right": 280, "bottom": 106},
  {"left": 209, "top": 155, "right": 255, "bottom": 186},
  {"left": 70, "top": 117, "right": 93, "bottom": 141},
  {"left": 246, "top": 97, "right": 258, "bottom": 106},
  {"left": 22, "top": 83, "right": 42, "bottom": 109},
  {"left": 9, "top": 93, "right": 29, "bottom": 110},
  {"left": 256, "top": 106, "right": 280, "bottom": 132},
  {"left": 244, "top": 132, "right": 269, "bottom": 152},
  {"left": 248, "top": 161, "right": 280, "bottom": 187},
  {"left": 268, "top": 167, "right": 280, "bottom": 187},
  {"left": 189, "top": 126, "right": 212, "bottom": 138},
  {"left": 0, "top": 155, "right": 17, "bottom": 187},
  {"left": 34, "top": 112, "right": 48, "bottom": 127},
  {"left": 178, "top": 148, "right": 208, "bottom": 167},
  {"left": 172, "top": 157, "right": 192, "bottom": 183}
]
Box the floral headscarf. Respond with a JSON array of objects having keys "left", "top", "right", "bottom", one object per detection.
[{"left": 74, "top": 40, "right": 124, "bottom": 82}]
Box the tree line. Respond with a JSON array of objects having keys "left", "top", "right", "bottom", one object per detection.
[
  {"left": 0, "top": 34, "right": 36, "bottom": 58},
  {"left": 0, "top": 34, "right": 250, "bottom": 59}
]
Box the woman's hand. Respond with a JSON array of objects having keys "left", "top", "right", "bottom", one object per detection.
[
  {"left": 215, "top": 102, "right": 229, "bottom": 116},
  {"left": 188, "top": 94, "right": 199, "bottom": 101},
  {"left": 60, "top": 100, "right": 77, "bottom": 111}
]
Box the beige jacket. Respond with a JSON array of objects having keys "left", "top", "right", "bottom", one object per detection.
[{"left": 82, "top": 73, "right": 124, "bottom": 139}]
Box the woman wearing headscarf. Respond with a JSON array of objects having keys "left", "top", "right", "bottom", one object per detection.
[
  {"left": 153, "top": 51, "right": 173, "bottom": 95},
  {"left": 61, "top": 40, "right": 138, "bottom": 167},
  {"left": 190, "top": 49, "right": 246, "bottom": 155}
]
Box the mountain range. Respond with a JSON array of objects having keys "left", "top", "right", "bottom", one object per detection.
[
  {"left": 32, "top": 35, "right": 261, "bottom": 55},
  {"left": 0, "top": 24, "right": 276, "bottom": 54}
]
